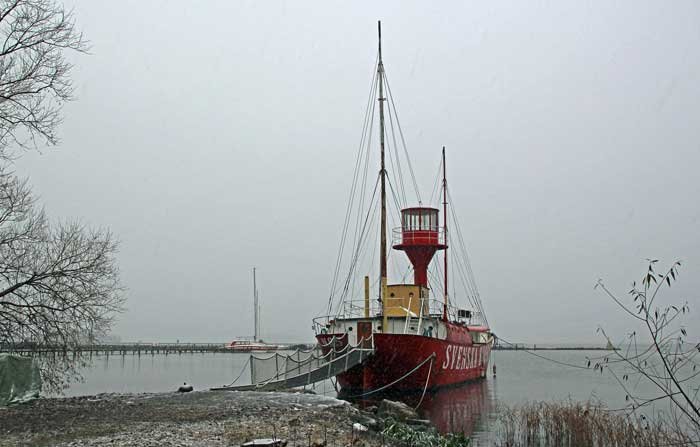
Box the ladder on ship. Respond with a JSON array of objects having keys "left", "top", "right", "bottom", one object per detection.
[{"left": 212, "top": 336, "right": 374, "bottom": 392}]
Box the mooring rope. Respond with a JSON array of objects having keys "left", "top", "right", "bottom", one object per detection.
[
  {"left": 224, "top": 356, "right": 251, "bottom": 387},
  {"left": 496, "top": 336, "right": 590, "bottom": 370},
  {"left": 348, "top": 353, "right": 436, "bottom": 398},
  {"left": 413, "top": 356, "right": 434, "bottom": 410}
]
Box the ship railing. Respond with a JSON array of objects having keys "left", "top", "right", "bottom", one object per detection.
[
  {"left": 316, "top": 298, "right": 483, "bottom": 322},
  {"left": 320, "top": 297, "right": 450, "bottom": 319},
  {"left": 248, "top": 333, "right": 374, "bottom": 387},
  {"left": 391, "top": 227, "right": 446, "bottom": 246},
  {"left": 314, "top": 296, "right": 466, "bottom": 333}
]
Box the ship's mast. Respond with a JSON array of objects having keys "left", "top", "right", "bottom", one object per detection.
[
  {"left": 378, "top": 21, "right": 388, "bottom": 330},
  {"left": 253, "top": 267, "right": 259, "bottom": 341},
  {"left": 442, "top": 147, "right": 448, "bottom": 321}
]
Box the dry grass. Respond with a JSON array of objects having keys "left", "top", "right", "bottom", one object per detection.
[{"left": 493, "top": 401, "right": 694, "bottom": 447}]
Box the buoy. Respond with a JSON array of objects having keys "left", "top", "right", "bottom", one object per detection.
[
  {"left": 492, "top": 364, "right": 497, "bottom": 377},
  {"left": 177, "top": 382, "right": 193, "bottom": 393}
]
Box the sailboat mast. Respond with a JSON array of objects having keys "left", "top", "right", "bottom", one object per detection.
[
  {"left": 442, "top": 147, "right": 448, "bottom": 321},
  {"left": 253, "top": 267, "right": 258, "bottom": 341},
  {"left": 378, "top": 21, "right": 388, "bottom": 329}
]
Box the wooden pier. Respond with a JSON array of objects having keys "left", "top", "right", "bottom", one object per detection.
[
  {"left": 2, "top": 343, "right": 612, "bottom": 355},
  {"left": 0, "top": 342, "right": 314, "bottom": 355}
]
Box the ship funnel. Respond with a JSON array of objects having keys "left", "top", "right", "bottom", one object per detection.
[{"left": 392, "top": 207, "right": 446, "bottom": 287}]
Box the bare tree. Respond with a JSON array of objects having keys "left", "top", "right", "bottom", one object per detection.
[
  {"left": 0, "top": 167, "right": 124, "bottom": 391},
  {"left": 0, "top": 0, "right": 88, "bottom": 158},
  {"left": 0, "top": 0, "right": 123, "bottom": 393},
  {"left": 594, "top": 260, "right": 700, "bottom": 443}
]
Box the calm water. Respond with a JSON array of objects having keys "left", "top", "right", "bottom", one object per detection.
[{"left": 60, "top": 349, "right": 650, "bottom": 444}]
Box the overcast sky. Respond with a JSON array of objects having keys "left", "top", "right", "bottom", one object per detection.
[{"left": 15, "top": 1, "right": 700, "bottom": 344}]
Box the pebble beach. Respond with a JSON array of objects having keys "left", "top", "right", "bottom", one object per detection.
[{"left": 0, "top": 390, "right": 389, "bottom": 447}]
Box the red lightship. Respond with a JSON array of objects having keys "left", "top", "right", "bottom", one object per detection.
[{"left": 314, "top": 22, "right": 493, "bottom": 394}]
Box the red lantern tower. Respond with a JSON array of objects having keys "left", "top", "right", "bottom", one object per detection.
[{"left": 392, "top": 207, "right": 447, "bottom": 287}]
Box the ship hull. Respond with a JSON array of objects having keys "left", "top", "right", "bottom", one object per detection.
[{"left": 317, "top": 332, "right": 492, "bottom": 393}]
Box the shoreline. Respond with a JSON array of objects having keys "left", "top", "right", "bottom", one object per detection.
[{"left": 0, "top": 390, "right": 426, "bottom": 447}]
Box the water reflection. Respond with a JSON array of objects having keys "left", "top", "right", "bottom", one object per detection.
[
  {"left": 417, "top": 380, "right": 495, "bottom": 436},
  {"left": 341, "top": 379, "right": 496, "bottom": 439}
]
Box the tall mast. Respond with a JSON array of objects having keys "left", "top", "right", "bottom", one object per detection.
[
  {"left": 253, "top": 267, "right": 258, "bottom": 341},
  {"left": 378, "top": 21, "right": 388, "bottom": 329},
  {"left": 442, "top": 147, "right": 448, "bottom": 321}
]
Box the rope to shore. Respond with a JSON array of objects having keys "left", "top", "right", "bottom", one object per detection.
[
  {"left": 348, "top": 353, "right": 436, "bottom": 398},
  {"left": 496, "top": 336, "right": 590, "bottom": 370},
  {"left": 413, "top": 356, "right": 434, "bottom": 411},
  {"left": 224, "top": 356, "right": 251, "bottom": 387}
]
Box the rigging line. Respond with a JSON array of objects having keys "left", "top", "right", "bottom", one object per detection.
[
  {"left": 384, "top": 78, "right": 407, "bottom": 206},
  {"left": 356, "top": 187, "right": 382, "bottom": 275},
  {"left": 451, "top": 249, "right": 458, "bottom": 311},
  {"left": 400, "top": 265, "right": 412, "bottom": 283},
  {"left": 358, "top": 163, "right": 396, "bottom": 288},
  {"left": 454, "top": 256, "right": 480, "bottom": 317},
  {"left": 335, "top": 174, "right": 380, "bottom": 312},
  {"left": 428, "top": 156, "right": 443, "bottom": 207},
  {"left": 447, "top": 189, "right": 489, "bottom": 326},
  {"left": 451, "top": 242, "right": 481, "bottom": 313},
  {"left": 457, "top": 227, "right": 488, "bottom": 326},
  {"left": 386, "top": 193, "right": 405, "bottom": 281},
  {"left": 327, "top": 56, "right": 379, "bottom": 313},
  {"left": 434, "top": 241, "right": 478, "bottom": 320},
  {"left": 387, "top": 197, "right": 408, "bottom": 281},
  {"left": 449, "top": 200, "right": 480, "bottom": 300},
  {"left": 348, "top": 75, "right": 379, "bottom": 295},
  {"left": 343, "top": 209, "right": 379, "bottom": 309},
  {"left": 329, "top": 56, "right": 378, "bottom": 300},
  {"left": 344, "top": 193, "right": 381, "bottom": 309},
  {"left": 337, "top": 193, "right": 379, "bottom": 315},
  {"left": 350, "top": 126, "right": 375, "bottom": 306},
  {"left": 337, "top": 95, "right": 378, "bottom": 308},
  {"left": 386, "top": 173, "right": 404, "bottom": 224},
  {"left": 445, "top": 217, "right": 479, "bottom": 310},
  {"left": 385, "top": 135, "right": 403, "bottom": 211},
  {"left": 383, "top": 72, "right": 422, "bottom": 204},
  {"left": 427, "top": 268, "right": 444, "bottom": 301},
  {"left": 333, "top": 202, "right": 375, "bottom": 306},
  {"left": 447, "top": 219, "right": 484, "bottom": 324},
  {"left": 387, "top": 108, "right": 407, "bottom": 208},
  {"left": 429, "top": 255, "right": 445, "bottom": 296},
  {"left": 447, "top": 243, "right": 460, "bottom": 314},
  {"left": 346, "top": 57, "right": 379, "bottom": 274},
  {"left": 428, "top": 264, "right": 451, "bottom": 318}
]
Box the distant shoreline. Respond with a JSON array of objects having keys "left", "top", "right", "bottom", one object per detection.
[
  {"left": 493, "top": 346, "right": 614, "bottom": 351},
  {"left": 2, "top": 342, "right": 615, "bottom": 355}
]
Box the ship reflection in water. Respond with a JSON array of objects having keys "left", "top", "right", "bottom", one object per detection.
[
  {"left": 342, "top": 379, "right": 496, "bottom": 440},
  {"left": 416, "top": 380, "right": 495, "bottom": 437}
]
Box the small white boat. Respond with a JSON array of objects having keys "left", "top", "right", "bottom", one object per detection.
[
  {"left": 225, "top": 339, "right": 279, "bottom": 352},
  {"left": 226, "top": 268, "right": 279, "bottom": 352}
]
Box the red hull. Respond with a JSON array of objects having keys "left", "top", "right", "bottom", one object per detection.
[{"left": 317, "top": 329, "right": 491, "bottom": 392}]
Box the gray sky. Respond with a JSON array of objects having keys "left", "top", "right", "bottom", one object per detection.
[{"left": 15, "top": 0, "right": 700, "bottom": 344}]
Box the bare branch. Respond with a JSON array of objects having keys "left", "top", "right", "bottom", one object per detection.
[
  {"left": 597, "top": 259, "right": 700, "bottom": 438},
  {"left": 0, "top": 0, "right": 88, "bottom": 159},
  {"left": 0, "top": 166, "right": 124, "bottom": 392}
]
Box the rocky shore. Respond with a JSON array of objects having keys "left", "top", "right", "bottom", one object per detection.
[{"left": 0, "top": 390, "right": 432, "bottom": 447}]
